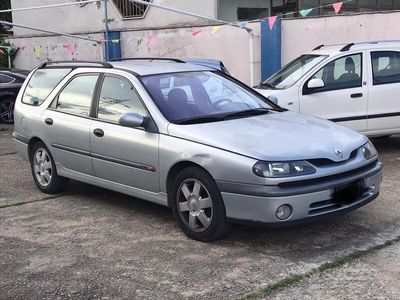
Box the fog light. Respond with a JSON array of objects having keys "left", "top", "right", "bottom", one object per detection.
[{"left": 276, "top": 204, "right": 292, "bottom": 220}]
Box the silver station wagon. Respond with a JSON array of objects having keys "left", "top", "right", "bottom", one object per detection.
[{"left": 13, "top": 60, "right": 383, "bottom": 241}]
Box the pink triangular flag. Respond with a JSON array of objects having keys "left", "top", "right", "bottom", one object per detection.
[
  {"left": 192, "top": 28, "right": 202, "bottom": 36},
  {"left": 63, "top": 43, "right": 74, "bottom": 54},
  {"left": 268, "top": 16, "right": 278, "bottom": 30},
  {"left": 0, "top": 48, "right": 4, "bottom": 55},
  {"left": 146, "top": 35, "right": 157, "bottom": 46},
  {"left": 332, "top": 2, "right": 343, "bottom": 14}
]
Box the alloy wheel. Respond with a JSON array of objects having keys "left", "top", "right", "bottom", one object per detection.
[
  {"left": 33, "top": 148, "right": 52, "bottom": 187},
  {"left": 0, "top": 100, "right": 14, "bottom": 123}
]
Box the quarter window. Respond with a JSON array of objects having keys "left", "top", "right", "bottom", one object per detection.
[
  {"left": 306, "top": 53, "right": 362, "bottom": 93},
  {"left": 0, "top": 74, "right": 15, "bottom": 84},
  {"left": 22, "top": 69, "right": 71, "bottom": 106},
  {"left": 97, "top": 75, "right": 147, "bottom": 122},
  {"left": 371, "top": 51, "right": 400, "bottom": 85},
  {"left": 56, "top": 75, "right": 98, "bottom": 116}
]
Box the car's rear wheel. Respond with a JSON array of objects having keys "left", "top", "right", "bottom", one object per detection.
[
  {"left": 30, "top": 141, "right": 69, "bottom": 194},
  {"left": 0, "top": 98, "right": 15, "bottom": 124},
  {"left": 170, "top": 166, "right": 230, "bottom": 241}
]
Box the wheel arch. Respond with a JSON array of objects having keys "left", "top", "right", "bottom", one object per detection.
[
  {"left": 27, "top": 136, "right": 45, "bottom": 160},
  {"left": 166, "top": 160, "right": 214, "bottom": 207}
]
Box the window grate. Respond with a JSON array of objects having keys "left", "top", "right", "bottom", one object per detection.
[{"left": 111, "top": 0, "right": 151, "bottom": 19}]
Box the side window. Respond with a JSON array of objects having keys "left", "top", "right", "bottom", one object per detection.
[
  {"left": 97, "top": 75, "right": 147, "bottom": 122},
  {"left": 22, "top": 69, "right": 71, "bottom": 105},
  {"left": 306, "top": 53, "right": 362, "bottom": 93},
  {"left": 371, "top": 51, "right": 400, "bottom": 85},
  {"left": 56, "top": 75, "right": 98, "bottom": 116},
  {"left": 0, "top": 74, "right": 15, "bottom": 84}
]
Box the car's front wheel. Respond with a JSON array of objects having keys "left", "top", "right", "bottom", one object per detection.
[
  {"left": 170, "top": 166, "right": 230, "bottom": 241},
  {"left": 30, "top": 141, "right": 69, "bottom": 194}
]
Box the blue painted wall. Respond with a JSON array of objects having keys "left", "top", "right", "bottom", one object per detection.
[{"left": 261, "top": 19, "right": 282, "bottom": 81}]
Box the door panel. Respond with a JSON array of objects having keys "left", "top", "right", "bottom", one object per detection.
[
  {"left": 367, "top": 51, "right": 400, "bottom": 132},
  {"left": 40, "top": 74, "right": 99, "bottom": 175},
  {"left": 300, "top": 52, "right": 368, "bottom": 132},
  {"left": 90, "top": 74, "right": 159, "bottom": 192}
]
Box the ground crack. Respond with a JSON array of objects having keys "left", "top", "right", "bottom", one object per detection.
[
  {"left": 0, "top": 194, "right": 69, "bottom": 209},
  {"left": 238, "top": 236, "right": 400, "bottom": 300}
]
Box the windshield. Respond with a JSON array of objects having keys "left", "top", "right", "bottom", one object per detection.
[
  {"left": 262, "top": 54, "right": 328, "bottom": 89},
  {"left": 141, "top": 71, "right": 277, "bottom": 124}
]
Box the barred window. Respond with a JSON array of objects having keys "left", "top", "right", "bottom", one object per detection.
[{"left": 112, "top": 0, "right": 151, "bottom": 18}]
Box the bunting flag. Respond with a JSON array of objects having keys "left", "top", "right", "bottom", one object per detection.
[
  {"left": 98, "top": 38, "right": 107, "bottom": 43},
  {"left": 34, "top": 46, "right": 41, "bottom": 58},
  {"left": 191, "top": 28, "right": 202, "bottom": 36},
  {"left": 211, "top": 26, "right": 222, "bottom": 34},
  {"left": 299, "top": 8, "right": 313, "bottom": 17},
  {"left": 267, "top": 16, "right": 278, "bottom": 30},
  {"left": 111, "top": 39, "right": 120, "bottom": 43},
  {"left": 332, "top": 2, "right": 343, "bottom": 14},
  {"left": 239, "top": 21, "right": 248, "bottom": 29},
  {"left": 63, "top": 43, "right": 74, "bottom": 54},
  {"left": 146, "top": 35, "right": 157, "bottom": 46},
  {"left": 0, "top": 48, "right": 4, "bottom": 55}
]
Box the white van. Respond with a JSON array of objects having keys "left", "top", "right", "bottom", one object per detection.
[{"left": 254, "top": 41, "right": 400, "bottom": 137}]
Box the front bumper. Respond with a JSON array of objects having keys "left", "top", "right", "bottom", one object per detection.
[{"left": 217, "top": 160, "right": 383, "bottom": 224}]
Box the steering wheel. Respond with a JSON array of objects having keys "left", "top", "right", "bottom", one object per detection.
[{"left": 214, "top": 98, "right": 233, "bottom": 106}]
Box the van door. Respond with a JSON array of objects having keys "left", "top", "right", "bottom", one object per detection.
[
  {"left": 299, "top": 52, "right": 368, "bottom": 132},
  {"left": 367, "top": 50, "right": 400, "bottom": 134}
]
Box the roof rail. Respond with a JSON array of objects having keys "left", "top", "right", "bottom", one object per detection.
[
  {"left": 39, "top": 60, "right": 113, "bottom": 69},
  {"left": 313, "top": 44, "right": 324, "bottom": 50},
  {"left": 340, "top": 43, "right": 354, "bottom": 52},
  {"left": 111, "top": 57, "right": 185, "bottom": 63}
]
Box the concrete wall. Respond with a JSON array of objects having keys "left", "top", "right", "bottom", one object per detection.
[
  {"left": 9, "top": 23, "right": 261, "bottom": 85},
  {"left": 11, "top": 0, "right": 217, "bottom": 37},
  {"left": 281, "top": 10, "right": 400, "bottom": 65}
]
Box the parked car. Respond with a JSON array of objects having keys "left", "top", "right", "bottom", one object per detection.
[
  {"left": 254, "top": 40, "right": 400, "bottom": 137},
  {"left": 13, "top": 60, "right": 382, "bottom": 241},
  {"left": 0, "top": 69, "right": 28, "bottom": 123}
]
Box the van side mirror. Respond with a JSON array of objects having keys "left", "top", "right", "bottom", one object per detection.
[
  {"left": 267, "top": 95, "right": 278, "bottom": 105},
  {"left": 307, "top": 78, "right": 325, "bottom": 89},
  {"left": 119, "top": 113, "right": 148, "bottom": 129}
]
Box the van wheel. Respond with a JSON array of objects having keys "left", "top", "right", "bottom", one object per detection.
[
  {"left": 30, "top": 141, "right": 69, "bottom": 194},
  {"left": 170, "top": 166, "right": 230, "bottom": 241}
]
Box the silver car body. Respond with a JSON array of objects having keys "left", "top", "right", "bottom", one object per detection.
[{"left": 13, "top": 61, "right": 382, "bottom": 224}]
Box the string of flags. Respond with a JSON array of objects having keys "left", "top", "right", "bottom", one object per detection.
[{"left": 4, "top": 1, "right": 350, "bottom": 58}]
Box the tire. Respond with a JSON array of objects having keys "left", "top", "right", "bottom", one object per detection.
[
  {"left": 29, "top": 141, "right": 69, "bottom": 194},
  {"left": 0, "top": 98, "right": 15, "bottom": 124},
  {"left": 170, "top": 166, "right": 230, "bottom": 241}
]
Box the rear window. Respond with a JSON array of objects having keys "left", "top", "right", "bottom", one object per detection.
[{"left": 22, "top": 68, "right": 71, "bottom": 105}]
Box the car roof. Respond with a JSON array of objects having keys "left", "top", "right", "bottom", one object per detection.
[{"left": 110, "top": 60, "right": 214, "bottom": 76}]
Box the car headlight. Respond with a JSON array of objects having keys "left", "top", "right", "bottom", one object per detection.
[
  {"left": 361, "top": 140, "right": 378, "bottom": 160},
  {"left": 253, "top": 160, "right": 316, "bottom": 178}
]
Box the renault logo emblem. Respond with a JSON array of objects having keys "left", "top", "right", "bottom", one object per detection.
[{"left": 334, "top": 148, "right": 344, "bottom": 158}]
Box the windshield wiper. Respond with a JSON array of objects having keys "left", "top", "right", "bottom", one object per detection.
[
  {"left": 175, "top": 115, "right": 225, "bottom": 125},
  {"left": 258, "top": 82, "right": 276, "bottom": 89},
  {"left": 223, "top": 108, "right": 271, "bottom": 119}
]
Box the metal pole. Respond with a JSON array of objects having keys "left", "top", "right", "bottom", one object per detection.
[
  {"left": 103, "top": 0, "right": 110, "bottom": 61},
  {"left": 0, "top": 20, "right": 100, "bottom": 43}
]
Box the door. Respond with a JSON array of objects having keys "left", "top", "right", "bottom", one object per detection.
[
  {"left": 90, "top": 74, "right": 159, "bottom": 192},
  {"left": 299, "top": 52, "right": 368, "bottom": 132},
  {"left": 367, "top": 50, "right": 400, "bottom": 133},
  {"left": 41, "top": 74, "right": 99, "bottom": 175}
]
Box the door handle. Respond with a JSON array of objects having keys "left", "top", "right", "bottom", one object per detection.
[
  {"left": 93, "top": 128, "right": 104, "bottom": 137},
  {"left": 351, "top": 93, "right": 363, "bottom": 98},
  {"left": 45, "top": 118, "right": 53, "bottom": 125}
]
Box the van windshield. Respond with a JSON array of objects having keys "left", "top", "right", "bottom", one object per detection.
[{"left": 261, "top": 54, "right": 328, "bottom": 89}]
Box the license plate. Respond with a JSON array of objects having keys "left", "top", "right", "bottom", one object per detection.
[{"left": 334, "top": 180, "right": 365, "bottom": 203}]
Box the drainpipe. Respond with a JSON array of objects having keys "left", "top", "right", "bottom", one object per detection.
[
  {"left": 248, "top": 30, "right": 255, "bottom": 87},
  {"left": 103, "top": 0, "right": 110, "bottom": 61}
]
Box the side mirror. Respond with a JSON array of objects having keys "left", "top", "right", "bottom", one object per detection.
[
  {"left": 268, "top": 95, "right": 278, "bottom": 105},
  {"left": 119, "top": 112, "right": 148, "bottom": 129},
  {"left": 307, "top": 78, "right": 325, "bottom": 89}
]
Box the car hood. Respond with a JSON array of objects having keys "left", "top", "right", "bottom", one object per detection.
[{"left": 167, "top": 111, "right": 368, "bottom": 162}]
